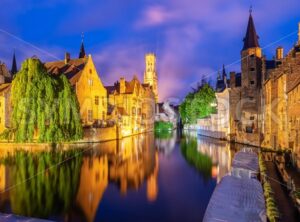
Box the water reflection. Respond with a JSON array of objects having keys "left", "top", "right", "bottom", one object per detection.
[{"left": 0, "top": 130, "right": 235, "bottom": 221}]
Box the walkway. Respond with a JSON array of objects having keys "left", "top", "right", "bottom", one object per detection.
[
  {"left": 265, "top": 162, "right": 300, "bottom": 222},
  {"left": 0, "top": 213, "right": 54, "bottom": 222}
]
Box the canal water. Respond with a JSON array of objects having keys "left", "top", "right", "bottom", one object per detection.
[{"left": 0, "top": 130, "right": 237, "bottom": 222}]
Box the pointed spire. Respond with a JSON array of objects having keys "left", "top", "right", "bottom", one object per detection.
[
  {"left": 79, "top": 32, "right": 86, "bottom": 58},
  {"left": 222, "top": 64, "right": 227, "bottom": 79},
  {"left": 11, "top": 50, "right": 18, "bottom": 76},
  {"left": 217, "top": 70, "right": 221, "bottom": 80},
  {"left": 242, "top": 8, "right": 260, "bottom": 50}
]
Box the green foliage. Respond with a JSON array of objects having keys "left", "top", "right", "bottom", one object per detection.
[
  {"left": 259, "top": 153, "right": 280, "bottom": 221},
  {"left": 3, "top": 150, "right": 83, "bottom": 218},
  {"left": 7, "top": 58, "right": 83, "bottom": 143},
  {"left": 154, "top": 121, "right": 173, "bottom": 132},
  {"left": 180, "top": 136, "right": 213, "bottom": 178},
  {"left": 179, "top": 84, "right": 216, "bottom": 124},
  {"left": 154, "top": 130, "right": 173, "bottom": 139}
]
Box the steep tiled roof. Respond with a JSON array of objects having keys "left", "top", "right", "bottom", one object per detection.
[
  {"left": 106, "top": 76, "right": 152, "bottom": 96},
  {"left": 0, "top": 83, "right": 11, "bottom": 95},
  {"left": 44, "top": 58, "right": 87, "bottom": 86},
  {"left": 243, "top": 13, "right": 260, "bottom": 50}
]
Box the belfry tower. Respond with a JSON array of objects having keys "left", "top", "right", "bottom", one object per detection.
[
  {"left": 144, "top": 53, "right": 158, "bottom": 103},
  {"left": 241, "top": 9, "right": 262, "bottom": 89}
]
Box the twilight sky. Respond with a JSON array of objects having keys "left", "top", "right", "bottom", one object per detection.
[{"left": 0, "top": 0, "right": 300, "bottom": 102}]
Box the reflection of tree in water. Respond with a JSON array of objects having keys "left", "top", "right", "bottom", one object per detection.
[
  {"left": 3, "top": 150, "right": 82, "bottom": 218},
  {"left": 180, "top": 136, "right": 213, "bottom": 179},
  {"left": 155, "top": 130, "right": 173, "bottom": 139}
]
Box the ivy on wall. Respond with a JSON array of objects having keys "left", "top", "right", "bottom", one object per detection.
[{"left": 7, "top": 58, "right": 83, "bottom": 142}]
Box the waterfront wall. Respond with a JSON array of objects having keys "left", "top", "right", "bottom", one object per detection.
[{"left": 83, "top": 125, "right": 154, "bottom": 143}]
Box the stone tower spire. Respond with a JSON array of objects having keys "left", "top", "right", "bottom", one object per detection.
[
  {"left": 241, "top": 9, "right": 262, "bottom": 88},
  {"left": 222, "top": 64, "right": 227, "bottom": 79},
  {"left": 11, "top": 50, "right": 18, "bottom": 76},
  {"left": 144, "top": 53, "right": 158, "bottom": 103},
  {"left": 242, "top": 10, "right": 260, "bottom": 50},
  {"left": 79, "top": 33, "right": 86, "bottom": 58}
]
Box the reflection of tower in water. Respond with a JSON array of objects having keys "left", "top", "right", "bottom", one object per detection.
[
  {"left": 147, "top": 152, "right": 159, "bottom": 202},
  {"left": 76, "top": 156, "right": 109, "bottom": 222}
]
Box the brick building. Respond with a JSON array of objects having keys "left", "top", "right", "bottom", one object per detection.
[{"left": 262, "top": 23, "right": 300, "bottom": 167}]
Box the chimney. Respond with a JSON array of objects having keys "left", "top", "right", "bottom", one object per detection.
[
  {"left": 230, "top": 72, "right": 236, "bottom": 88},
  {"left": 120, "top": 77, "right": 126, "bottom": 94},
  {"left": 65, "top": 52, "right": 70, "bottom": 64},
  {"left": 276, "top": 47, "right": 284, "bottom": 60}
]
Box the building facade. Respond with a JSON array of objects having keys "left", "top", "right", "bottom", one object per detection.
[
  {"left": 105, "top": 76, "right": 156, "bottom": 136},
  {"left": 261, "top": 28, "right": 300, "bottom": 167},
  {"left": 45, "top": 52, "right": 107, "bottom": 126}
]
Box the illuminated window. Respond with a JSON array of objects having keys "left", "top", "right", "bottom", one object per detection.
[
  {"left": 132, "top": 107, "right": 136, "bottom": 115},
  {"left": 95, "top": 96, "right": 99, "bottom": 105},
  {"left": 88, "top": 79, "right": 93, "bottom": 86},
  {"left": 88, "top": 110, "right": 93, "bottom": 122}
]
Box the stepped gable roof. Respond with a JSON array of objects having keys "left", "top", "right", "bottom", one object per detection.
[{"left": 45, "top": 58, "right": 87, "bottom": 86}]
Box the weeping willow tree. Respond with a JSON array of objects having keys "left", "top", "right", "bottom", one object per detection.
[{"left": 9, "top": 58, "right": 83, "bottom": 142}]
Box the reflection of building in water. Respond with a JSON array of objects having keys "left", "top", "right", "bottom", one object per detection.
[
  {"left": 0, "top": 164, "right": 9, "bottom": 208},
  {"left": 155, "top": 131, "right": 177, "bottom": 155},
  {"left": 76, "top": 156, "right": 108, "bottom": 222},
  {"left": 109, "top": 133, "right": 156, "bottom": 195},
  {"left": 0, "top": 164, "right": 6, "bottom": 193},
  {"left": 147, "top": 152, "right": 159, "bottom": 202},
  {"left": 197, "top": 137, "right": 232, "bottom": 183}
]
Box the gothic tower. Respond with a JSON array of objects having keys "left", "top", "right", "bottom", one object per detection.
[
  {"left": 144, "top": 53, "right": 158, "bottom": 103},
  {"left": 241, "top": 10, "right": 262, "bottom": 89},
  {"left": 238, "top": 9, "right": 263, "bottom": 143}
]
